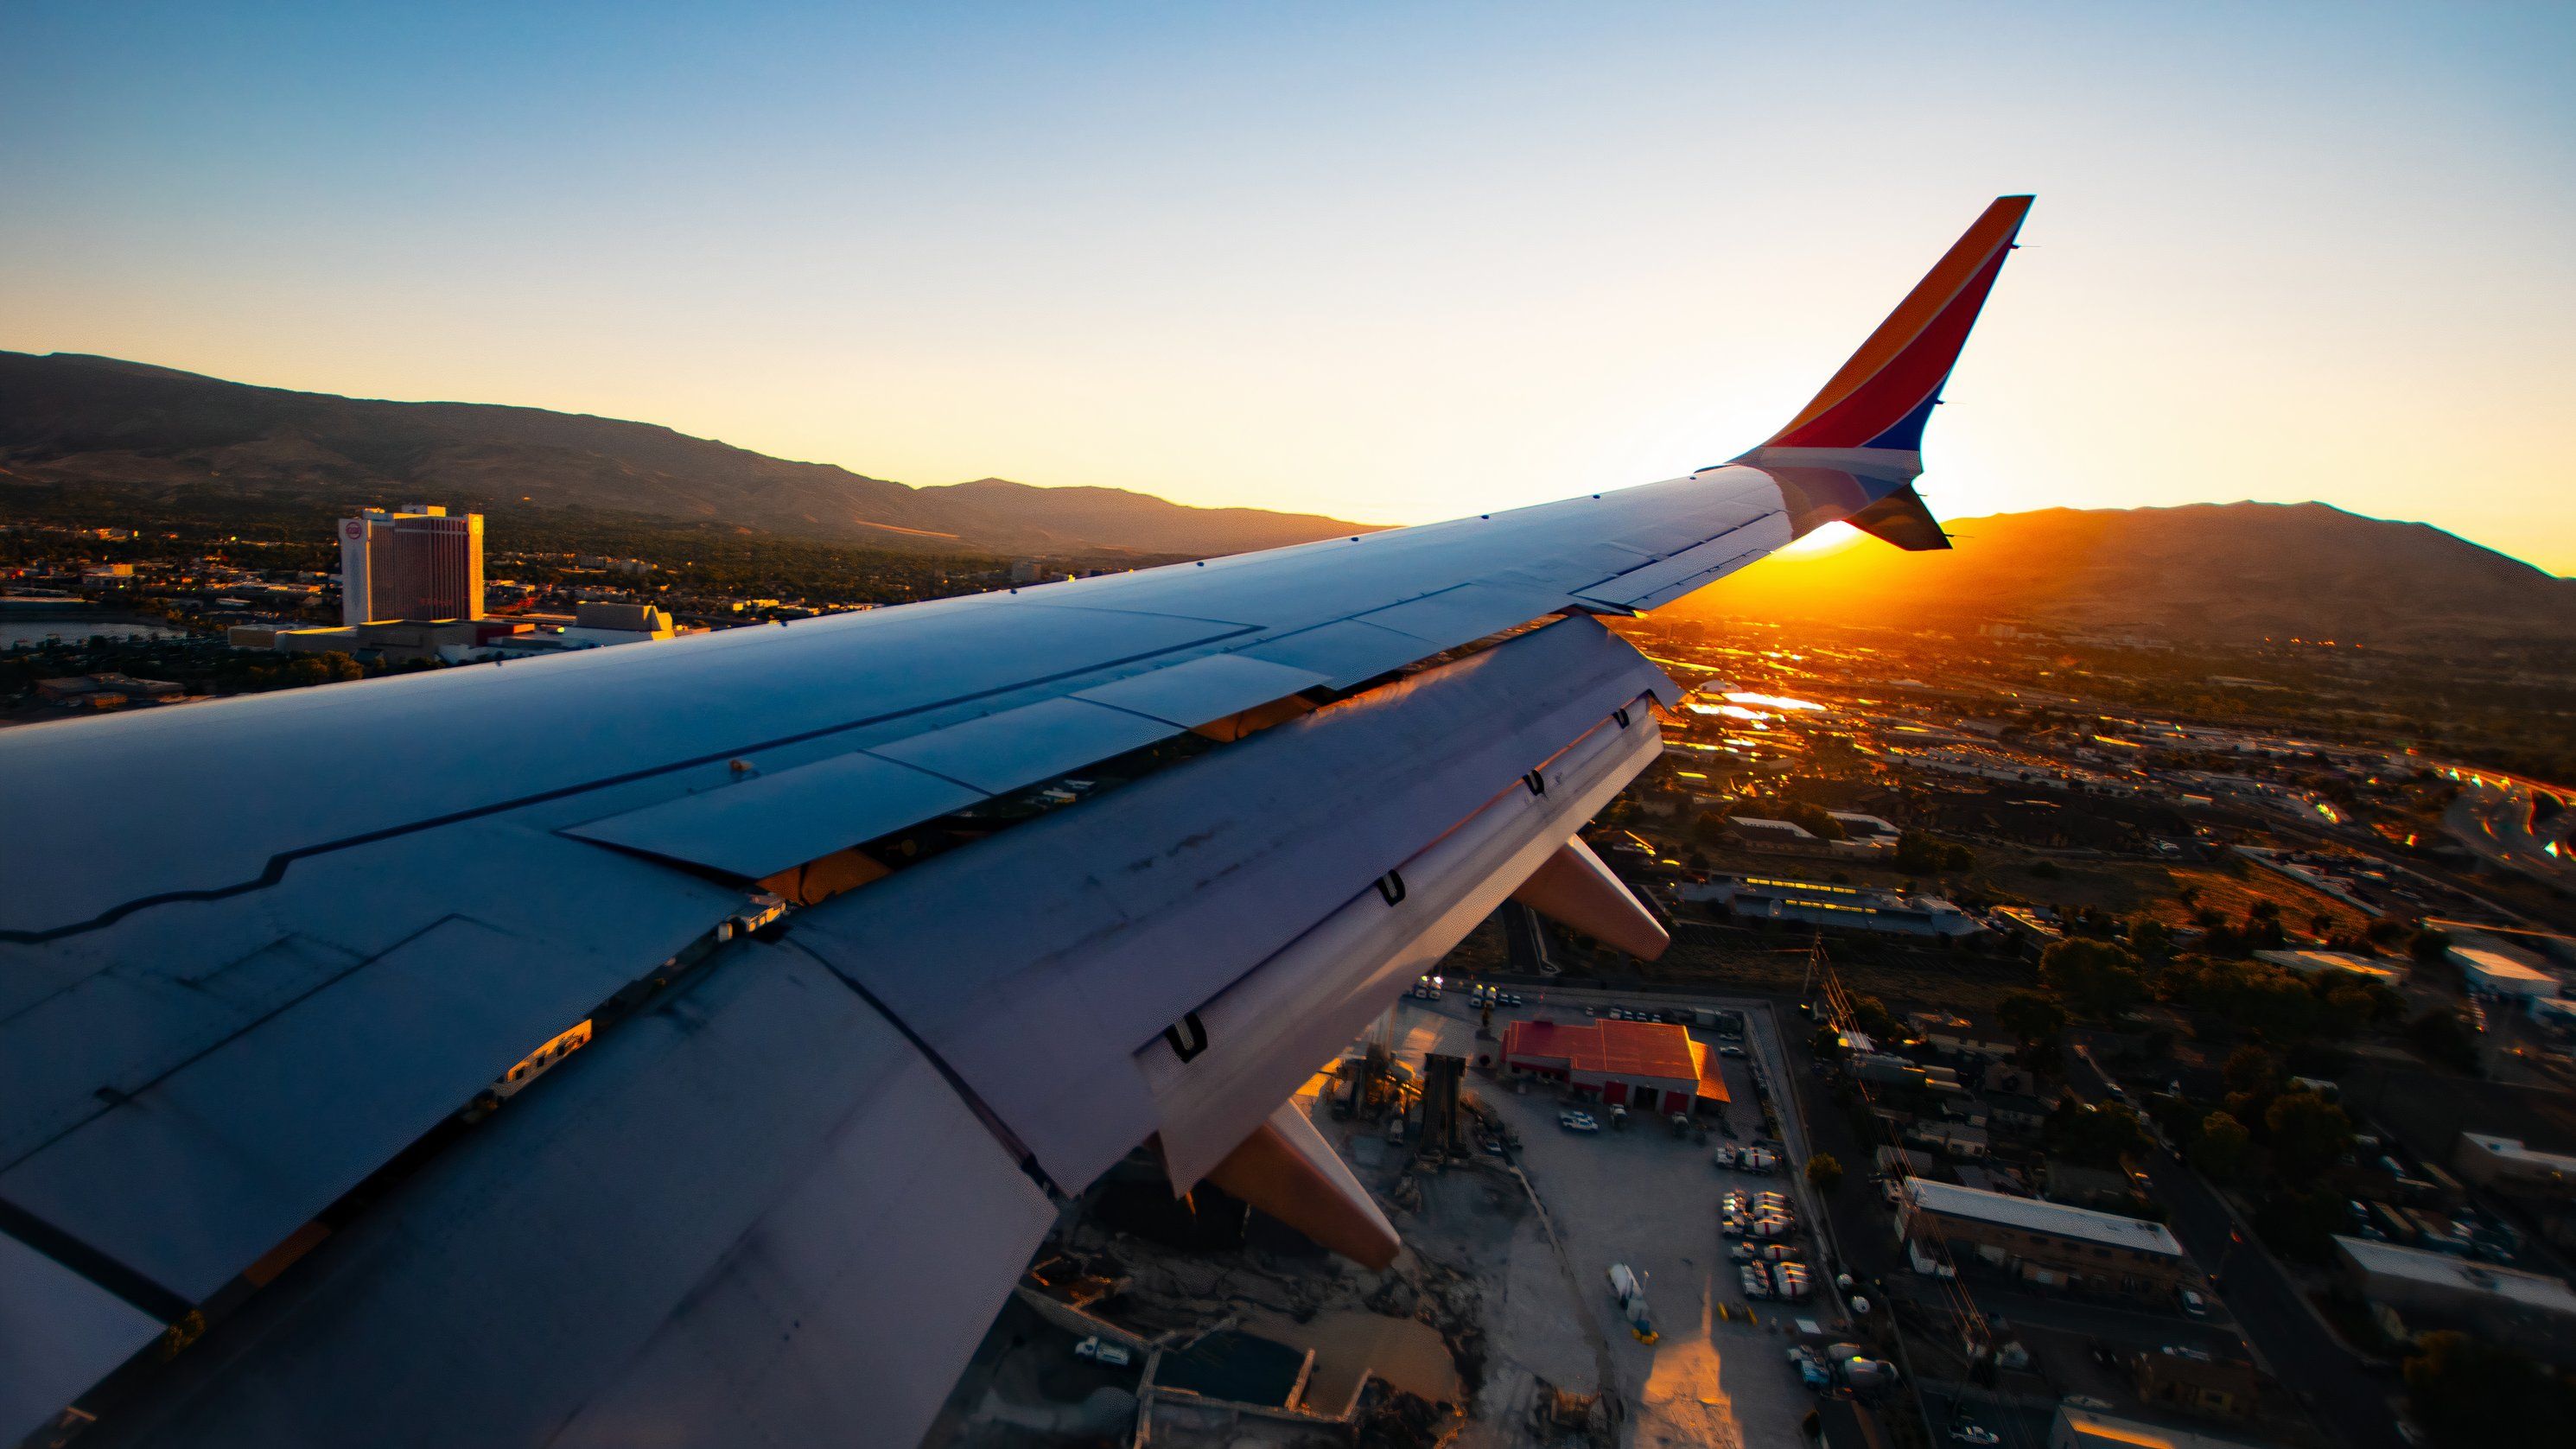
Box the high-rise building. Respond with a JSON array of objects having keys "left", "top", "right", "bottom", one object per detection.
[{"left": 340, "top": 505, "right": 484, "bottom": 624}]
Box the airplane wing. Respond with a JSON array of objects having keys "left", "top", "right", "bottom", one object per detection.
[{"left": 0, "top": 195, "right": 2029, "bottom": 1447}]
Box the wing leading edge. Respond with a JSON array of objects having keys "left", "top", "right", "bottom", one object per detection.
[{"left": 0, "top": 196, "right": 2031, "bottom": 1447}]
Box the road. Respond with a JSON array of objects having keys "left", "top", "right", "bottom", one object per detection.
[
  {"left": 2445, "top": 775, "right": 2575, "bottom": 893},
  {"left": 2061, "top": 1049, "right": 2402, "bottom": 1449}
]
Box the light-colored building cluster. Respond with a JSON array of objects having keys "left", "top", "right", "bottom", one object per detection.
[{"left": 1679, "top": 872, "right": 1983, "bottom": 938}]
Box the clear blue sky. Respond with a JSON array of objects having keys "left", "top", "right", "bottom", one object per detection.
[{"left": 7, "top": 3, "right": 2573, "bottom": 569}]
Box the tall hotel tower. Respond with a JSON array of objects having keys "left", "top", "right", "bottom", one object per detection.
[{"left": 340, "top": 505, "right": 485, "bottom": 625}]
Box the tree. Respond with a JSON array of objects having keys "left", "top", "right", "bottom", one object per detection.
[
  {"left": 2191, "top": 1112, "right": 2253, "bottom": 1181},
  {"left": 1893, "top": 831, "right": 1947, "bottom": 874},
  {"left": 1849, "top": 995, "right": 1901, "bottom": 1042},
  {"left": 2409, "top": 1008, "right": 2483, "bottom": 1074},
  {"left": 1941, "top": 843, "right": 1975, "bottom": 873},
  {"left": 1806, "top": 1153, "right": 1845, "bottom": 1195},
  {"left": 2223, "top": 1045, "right": 2282, "bottom": 1096},
  {"left": 2409, "top": 928, "right": 2454, "bottom": 967},
  {"left": 1780, "top": 801, "right": 1845, "bottom": 841},
  {"left": 2265, "top": 1089, "right": 2355, "bottom": 1178},
  {"left": 2051, "top": 1100, "right": 2145, "bottom": 1167},
  {"left": 2040, "top": 939, "right": 2147, "bottom": 1020},
  {"left": 1692, "top": 810, "right": 1732, "bottom": 847},
  {"left": 2404, "top": 1331, "right": 2576, "bottom": 1448},
  {"left": 1996, "top": 991, "right": 2068, "bottom": 1051}
]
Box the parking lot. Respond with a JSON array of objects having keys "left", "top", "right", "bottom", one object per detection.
[{"left": 1383, "top": 993, "right": 1845, "bottom": 1448}]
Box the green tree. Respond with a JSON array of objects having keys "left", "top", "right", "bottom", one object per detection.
[
  {"left": 1996, "top": 991, "right": 2068, "bottom": 1051},
  {"left": 2404, "top": 1331, "right": 2576, "bottom": 1448},
  {"left": 2265, "top": 1089, "right": 2355, "bottom": 1178},
  {"left": 1806, "top": 1153, "right": 1845, "bottom": 1195},
  {"left": 2191, "top": 1112, "right": 2253, "bottom": 1182}
]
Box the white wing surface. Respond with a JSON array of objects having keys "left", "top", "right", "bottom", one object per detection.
[{"left": 0, "top": 196, "right": 2029, "bottom": 1446}]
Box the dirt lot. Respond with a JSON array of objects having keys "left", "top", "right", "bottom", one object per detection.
[{"left": 1386, "top": 999, "right": 1835, "bottom": 1448}]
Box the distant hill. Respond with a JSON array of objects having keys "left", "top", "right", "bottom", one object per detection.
[
  {"left": 1681, "top": 500, "right": 2576, "bottom": 648},
  {"left": 0, "top": 351, "right": 1370, "bottom": 557}
]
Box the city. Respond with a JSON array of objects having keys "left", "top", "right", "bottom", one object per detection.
[{"left": 6, "top": 489, "right": 2573, "bottom": 1449}]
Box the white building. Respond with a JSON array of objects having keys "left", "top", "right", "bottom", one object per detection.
[
  {"left": 2255, "top": 950, "right": 2401, "bottom": 984},
  {"left": 2452, "top": 944, "right": 2560, "bottom": 1000},
  {"left": 2333, "top": 1235, "right": 2576, "bottom": 1364},
  {"left": 2453, "top": 1134, "right": 2576, "bottom": 1196}
]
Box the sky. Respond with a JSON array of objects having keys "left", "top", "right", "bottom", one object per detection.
[{"left": 6, "top": 3, "right": 2573, "bottom": 571}]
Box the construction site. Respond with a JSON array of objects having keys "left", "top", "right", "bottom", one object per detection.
[{"left": 925, "top": 981, "right": 1848, "bottom": 1449}]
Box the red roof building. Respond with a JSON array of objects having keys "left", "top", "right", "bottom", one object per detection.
[{"left": 1499, "top": 1018, "right": 1730, "bottom": 1115}]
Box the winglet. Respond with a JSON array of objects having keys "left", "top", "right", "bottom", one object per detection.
[
  {"left": 1732, "top": 196, "right": 2031, "bottom": 552},
  {"left": 1762, "top": 194, "right": 2032, "bottom": 454}
]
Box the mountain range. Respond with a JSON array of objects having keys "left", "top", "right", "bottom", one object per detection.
[
  {"left": 0, "top": 352, "right": 1370, "bottom": 557},
  {"left": 4, "top": 350, "right": 2566, "bottom": 648},
  {"left": 1678, "top": 500, "right": 2576, "bottom": 647}
]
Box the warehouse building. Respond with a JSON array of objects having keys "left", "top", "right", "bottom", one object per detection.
[
  {"left": 2451, "top": 944, "right": 2561, "bottom": 1000},
  {"left": 2333, "top": 1235, "right": 2576, "bottom": 1364},
  {"left": 1678, "top": 874, "right": 1982, "bottom": 938},
  {"left": 2453, "top": 1134, "right": 2576, "bottom": 1196},
  {"left": 1498, "top": 1018, "right": 1730, "bottom": 1115},
  {"left": 1899, "top": 1179, "right": 2190, "bottom": 1295}
]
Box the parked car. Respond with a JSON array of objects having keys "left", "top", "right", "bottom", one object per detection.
[
  {"left": 1720, "top": 1043, "right": 1747, "bottom": 1058},
  {"left": 1074, "top": 1336, "right": 1133, "bottom": 1367},
  {"left": 2180, "top": 1288, "right": 2209, "bottom": 1317},
  {"left": 1950, "top": 1426, "right": 2000, "bottom": 1446},
  {"left": 1560, "top": 1110, "right": 1600, "bottom": 1134}
]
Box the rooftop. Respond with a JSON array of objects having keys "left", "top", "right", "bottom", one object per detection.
[
  {"left": 2452, "top": 945, "right": 2559, "bottom": 987},
  {"left": 2255, "top": 949, "right": 2399, "bottom": 981},
  {"left": 2460, "top": 1134, "right": 2576, "bottom": 1172},
  {"left": 1903, "top": 1179, "right": 2184, "bottom": 1257},
  {"left": 2334, "top": 1236, "right": 2576, "bottom": 1314},
  {"left": 2055, "top": 1405, "right": 2268, "bottom": 1449},
  {"left": 1499, "top": 1019, "right": 1724, "bottom": 1099}
]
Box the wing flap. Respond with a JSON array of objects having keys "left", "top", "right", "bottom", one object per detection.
[
  {"left": 786, "top": 615, "right": 1674, "bottom": 1190},
  {"left": 561, "top": 749, "right": 983, "bottom": 879},
  {"left": 1070, "top": 653, "right": 1328, "bottom": 728},
  {"left": 866, "top": 695, "right": 1178, "bottom": 792}
]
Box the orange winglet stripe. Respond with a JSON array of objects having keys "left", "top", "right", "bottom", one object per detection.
[{"left": 1766, "top": 195, "right": 2032, "bottom": 445}]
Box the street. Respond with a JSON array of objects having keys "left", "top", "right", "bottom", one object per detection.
[{"left": 2062, "top": 1049, "right": 2402, "bottom": 1449}]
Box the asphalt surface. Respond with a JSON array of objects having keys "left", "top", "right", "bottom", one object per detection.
[
  {"left": 2445, "top": 777, "right": 2573, "bottom": 891},
  {"left": 2061, "top": 1049, "right": 2403, "bottom": 1449}
]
